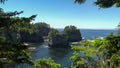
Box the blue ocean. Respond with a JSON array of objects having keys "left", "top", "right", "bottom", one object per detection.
[{"left": 80, "top": 29, "right": 117, "bottom": 40}]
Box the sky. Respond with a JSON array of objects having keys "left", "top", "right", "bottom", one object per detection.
[{"left": 0, "top": 0, "right": 120, "bottom": 29}]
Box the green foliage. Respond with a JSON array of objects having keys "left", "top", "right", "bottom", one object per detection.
[
  {"left": 0, "top": 8, "right": 52, "bottom": 68},
  {"left": 34, "top": 58, "right": 61, "bottom": 68},
  {"left": 0, "top": 43, "right": 32, "bottom": 63},
  {"left": 95, "top": 0, "right": 120, "bottom": 8},
  {"left": 74, "top": 0, "right": 86, "bottom": 4},
  {"left": 0, "top": 0, "right": 6, "bottom": 3},
  {"left": 0, "top": 9, "right": 23, "bottom": 28},
  {"left": 20, "top": 30, "right": 44, "bottom": 43},
  {"left": 95, "top": 0, "right": 115, "bottom": 8},
  {"left": 48, "top": 28, "right": 59, "bottom": 40},
  {"left": 48, "top": 28, "right": 69, "bottom": 48},
  {"left": 118, "top": 23, "right": 120, "bottom": 36},
  {"left": 48, "top": 25, "right": 82, "bottom": 48},
  {"left": 71, "top": 40, "right": 98, "bottom": 68},
  {"left": 64, "top": 25, "right": 82, "bottom": 42},
  {"left": 75, "top": 0, "right": 120, "bottom": 8},
  {"left": 71, "top": 35, "right": 120, "bottom": 68},
  {"left": 19, "top": 22, "right": 46, "bottom": 43},
  {"left": 34, "top": 22, "right": 50, "bottom": 37},
  {"left": 0, "top": 8, "right": 41, "bottom": 43},
  {"left": 0, "top": 8, "right": 35, "bottom": 67}
]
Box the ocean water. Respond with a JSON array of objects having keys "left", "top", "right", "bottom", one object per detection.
[
  {"left": 20, "top": 29, "right": 117, "bottom": 68},
  {"left": 59, "top": 29, "right": 117, "bottom": 40},
  {"left": 80, "top": 29, "right": 117, "bottom": 40}
]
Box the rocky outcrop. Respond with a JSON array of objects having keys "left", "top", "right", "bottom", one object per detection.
[
  {"left": 48, "top": 26, "right": 82, "bottom": 48},
  {"left": 48, "top": 34, "right": 70, "bottom": 48}
]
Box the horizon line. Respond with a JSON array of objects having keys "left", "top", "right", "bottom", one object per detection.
[{"left": 54, "top": 28, "right": 117, "bottom": 30}]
